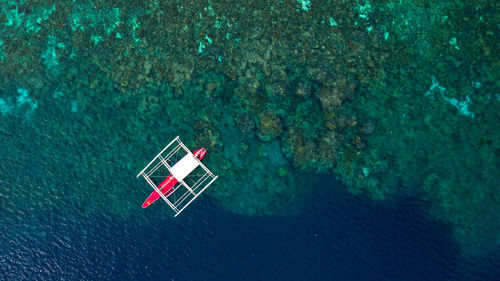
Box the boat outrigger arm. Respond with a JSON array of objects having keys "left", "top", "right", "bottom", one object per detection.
[{"left": 136, "top": 136, "right": 219, "bottom": 217}]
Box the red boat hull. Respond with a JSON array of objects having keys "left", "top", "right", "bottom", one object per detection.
[
  {"left": 142, "top": 147, "right": 206, "bottom": 208},
  {"left": 142, "top": 175, "right": 178, "bottom": 208}
]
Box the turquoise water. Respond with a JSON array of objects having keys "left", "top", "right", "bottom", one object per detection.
[{"left": 1, "top": 0, "right": 499, "bottom": 279}]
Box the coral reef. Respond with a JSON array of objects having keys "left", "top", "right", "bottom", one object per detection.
[{"left": 256, "top": 111, "right": 282, "bottom": 142}]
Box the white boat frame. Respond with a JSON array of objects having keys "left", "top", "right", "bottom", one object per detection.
[{"left": 137, "top": 136, "right": 218, "bottom": 217}]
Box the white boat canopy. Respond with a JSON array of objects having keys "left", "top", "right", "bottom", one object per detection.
[{"left": 137, "top": 136, "right": 218, "bottom": 217}]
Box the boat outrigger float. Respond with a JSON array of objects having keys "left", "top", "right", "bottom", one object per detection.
[{"left": 136, "top": 136, "right": 218, "bottom": 217}]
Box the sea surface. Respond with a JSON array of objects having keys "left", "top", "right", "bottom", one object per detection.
[
  {"left": 1, "top": 0, "right": 499, "bottom": 280},
  {"left": 1, "top": 172, "right": 499, "bottom": 280}
]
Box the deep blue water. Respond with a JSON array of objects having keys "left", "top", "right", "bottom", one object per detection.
[{"left": 2, "top": 175, "right": 499, "bottom": 281}]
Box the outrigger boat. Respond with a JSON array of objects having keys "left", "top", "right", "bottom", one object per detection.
[
  {"left": 137, "top": 136, "right": 218, "bottom": 217},
  {"left": 141, "top": 147, "right": 207, "bottom": 208}
]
